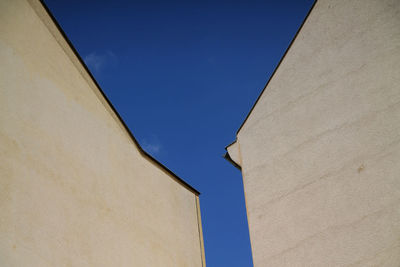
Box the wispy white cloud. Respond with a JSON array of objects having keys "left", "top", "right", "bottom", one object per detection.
[
  {"left": 84, "top": 50, "right": 117, "bottom": 73},
  {"left": 141, "top": 135, "right": 162, "bottom": 156},
  {"left": 142, "top": 142, "right": 161, "bottom": 155}
]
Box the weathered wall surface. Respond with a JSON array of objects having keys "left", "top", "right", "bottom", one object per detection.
[
  {"left": 228, "top": 0, "right": 400, "bottom": 266},
  {"left": 0, "top": 0, "right": 205, "bottom": 266}
]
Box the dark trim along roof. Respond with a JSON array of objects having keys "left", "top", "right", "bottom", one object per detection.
[
  {"left": 235, "top": 0, "right": 318, "bottom": 135},
  {"left": 39, "top": 0, "right": 200, "bottom": 196},
  {"left": 223, "top": 152, "right": 241, "bottom": 171}
]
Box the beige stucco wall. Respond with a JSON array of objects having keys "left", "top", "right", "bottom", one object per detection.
[
  {"left": 227, "top": 0, "right": 400, "bottom": 266},
  {"left": 0, "top": 0, "right": 205, "bottom": 266}
]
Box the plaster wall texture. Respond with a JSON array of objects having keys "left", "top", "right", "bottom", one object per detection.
[
  {"left": 0, "top": 0, "right": 205, "bottom": 266},
  {"left": 227, "top": 0, "right": 400, "bottom": 266}
]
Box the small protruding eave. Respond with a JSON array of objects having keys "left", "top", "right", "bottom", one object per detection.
[{"left": 224, "top": 140, "right": 242, "bottom": 170}]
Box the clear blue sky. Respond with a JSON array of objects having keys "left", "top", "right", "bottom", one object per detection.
[{"left": 44, "top": 0, "right": 313, "bottom": 266}]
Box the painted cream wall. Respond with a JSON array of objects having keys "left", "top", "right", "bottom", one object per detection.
[
  {"left": 227, "top": 0, "right": 400, "bottom": 266},
  {"left": 0, "top": 0, "right": 205, "bottom": 266}
]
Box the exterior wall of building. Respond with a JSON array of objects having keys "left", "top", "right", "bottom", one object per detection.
[
  {"left": 227, "top": 0, "right": 400, "bottom": 266},
  {"left": 0, "top": 0, "right": 205, "bottom": 266}
]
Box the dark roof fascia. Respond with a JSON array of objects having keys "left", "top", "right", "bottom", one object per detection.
[
  {"left": 38, "top": 0, "right": 200, "bottom": 196},
  {"left": 223, "top": 152, "right": 241, "bottom": 171},
  {"left": 235, "top": 0, "right": 318, "bottom": 135},
  {"left": 223, "top": 140, "right": 241, "bottom": 170}
]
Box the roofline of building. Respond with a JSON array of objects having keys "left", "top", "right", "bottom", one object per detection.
[
  {"left": 224, "top": 0, "right": 317, "bottom": 170},
  {"left": 37, "top": 0, "right": 200, "bottom": 196},
  {"left": 223, "top": 152, "right": 242, "bottom": 171},
  {"left": 235, "top": 0, "right": 318, "bottom": 135},
  {"left": 224, "top": 140, "right": 241, "bottom": 170}
]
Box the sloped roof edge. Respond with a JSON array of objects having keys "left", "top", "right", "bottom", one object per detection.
[
  {"left": 36, "top": 0, "right": 200, "bottom": 196},
  {"left": 235, "top": 0, "right": 318, "bottom": 135},
  {"left": 224, "top": 0, "right": 317, "bottom": 170},
  {"left": 223, "top": 152, "right": 241, "bottom": 171}
]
